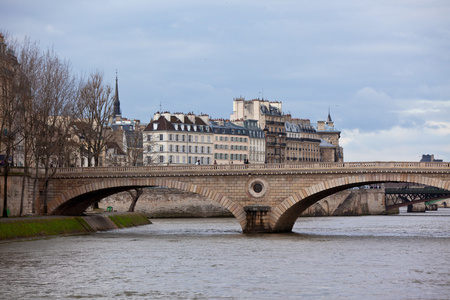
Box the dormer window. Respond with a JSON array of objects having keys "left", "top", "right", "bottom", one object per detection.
[
  {"left": 174, "top": 124, "right": 178, "bottom": 130},
  {"left": 153, "top": 123, "right": 158, "bottom": 130}
]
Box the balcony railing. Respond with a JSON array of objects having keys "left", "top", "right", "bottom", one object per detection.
[{"left": 48, "top": 161, "right": 450, "bottom": 175}]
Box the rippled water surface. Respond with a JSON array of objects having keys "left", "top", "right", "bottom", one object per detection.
[{"left": 1, "top": 209, "right": 449, "bottom": 299}]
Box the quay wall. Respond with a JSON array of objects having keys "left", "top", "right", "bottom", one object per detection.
[
  {"left": 0, "top": 174, "right": 32, "bottom": 217},
  {"left": 0, "top": 212, "right": 151, "bottom": 241},
  {"left": 97, "top": 187, "right": 388, "bottom": 217}
]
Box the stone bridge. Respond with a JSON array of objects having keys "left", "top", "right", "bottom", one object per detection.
[{"left": 38, "top": 162, "right": 450, "bottom": 233}]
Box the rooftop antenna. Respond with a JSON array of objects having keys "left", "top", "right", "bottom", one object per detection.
[{"left": 159, "top": 102, "right": 162, "bottom": 112}]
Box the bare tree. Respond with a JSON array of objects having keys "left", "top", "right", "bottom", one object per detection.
[
  {"left": 30, "top": 47, "right": 78, "bottom": 214},
  {"left": 13, "top": 36, "right": 46, "bottom": 215},
  {"left": 126, "top": 188, "right": 143, "bottom": 212},
  {"left": 78, "top": 71, "right": 114, "bottom": 167},
  {"left": 0, "top": 33, "right": 26, "bottom": 217}
]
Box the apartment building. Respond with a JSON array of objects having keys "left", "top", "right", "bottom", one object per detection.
[{"left": 143, "top": 112, "right": 213, "bottom": 165}]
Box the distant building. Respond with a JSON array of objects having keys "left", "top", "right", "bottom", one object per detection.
[
  {"left": 314, "top": 111, "right": 344, "bottom": 162},
  {"left": 143, "top": 112, "right": 213, "bottom": 165},
  {"left": 210, "top": 120, "right": 250, "bottom": 165},
  {"left": 108, "top": 75, "right": 143, "bottom": 166},
  {"left": 284, "top": 117, "right": 321, "bottom": 162},
  {"left": 420, "top": 154, "right": 443, "bottom": 162},
  {"left": 230, "top": 97, "right": 343, "bottom": 163},
  {"left": 231, "top": 97, "right": 286, "bottom": 163},
  {"left": 231, "top": 119, "right": 265, "bottom": 164}
]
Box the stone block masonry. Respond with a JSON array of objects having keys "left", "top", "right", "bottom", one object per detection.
[{"left": 13, "top": 162, "right": 450, "bottom": 233}]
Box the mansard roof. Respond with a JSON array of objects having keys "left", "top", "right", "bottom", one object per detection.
[
  {"left": 144, "top": 116, "right": 175, "bottom": 131},
  {"left": 285, "top": 121, "right": 316, "bottom": 133},
  {"left": 195, "top": 116, "right": 207, "bottom": 126},
  {"left": 319, "top": 139, "right": 336, "bottom": 148},
  {"left": 210, "top": 121, "right": 248, "bottom": 135},
  {"left": 260, "top": 104, "right": 282, "bottom": 116},
  {"left": 143, "top": 114, "right": 211, "bottom": 133}
]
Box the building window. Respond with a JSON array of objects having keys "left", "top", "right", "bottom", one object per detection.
[
  {"left": 159, "top": 134, "right": 163, "bottom": 141},
  {"left": 159, "top": 156, "right": 164, "bottom": 163},
  {"left": 160, "top": 145, "right": 164, "bottom": 152}
]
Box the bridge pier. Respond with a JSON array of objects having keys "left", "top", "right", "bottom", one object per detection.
[
  {"left": 407, "top": 202, "right": 426, "bottom": 213},
  {"left": 243, "top": 205, "right": 272, "bottom": 233}
]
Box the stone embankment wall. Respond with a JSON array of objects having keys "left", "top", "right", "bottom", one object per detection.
[
  {"left": 301, "top": 188, "right": 387, "bottom": 216},
  {"left": 97, "top": 188, "right": 233, "bottom": 218},
  {"left": 0, "top": 212, "right": 151, "bottom": 241},
  {"left": 98, "top": 187, "right": 388, "bottom": 217},
  {"left": 0, "top": 174, "right": 31, "bottom": 216}
]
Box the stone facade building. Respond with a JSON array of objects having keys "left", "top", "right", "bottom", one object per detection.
[
  {"left": 285, "top": 117, "right": 321, "bottom": 162},
  {"left": 231, "top": 119, "right": 265, "bottom": 164},
  {"left": 143, "top": 112, "right": 213, "bottom": 165},
  {"left": 315, "top": 111, "right": 344, "bottom": 162},
  {"left": 230, "top": 97, "right": 343, "bottom": 163},
  {"left": 210, "top": 120, "right": 250, "bottom": 164},
  {"left": 231, "top": 97, "right": 286, "bottom": 163}
]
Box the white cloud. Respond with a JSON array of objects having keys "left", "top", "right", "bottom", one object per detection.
[
  {"left": 341, "top": 125, "right": 450, "bottom": 162},
  {"left": 45, "top": 25, "right": 63, "bottom": 35}
]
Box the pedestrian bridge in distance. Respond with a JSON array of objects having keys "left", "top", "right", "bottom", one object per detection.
[{"left": 41, "top": 162, "right": 450, "bottom": 233}]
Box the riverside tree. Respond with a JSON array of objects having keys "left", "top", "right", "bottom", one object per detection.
[
  {"left": 0, "top": 33, "right": 27, "bottom": 217},
  {"left": 31, "top": 48, "right": 78, "bottom": 214},
  {"left": 77, "top": 71, "right": 114, "bottom": 167}
]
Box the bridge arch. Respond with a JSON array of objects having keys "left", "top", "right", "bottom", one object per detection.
[
  {"left": 270, "top": 173, "right": 450, "bottom": 232},
  {"left": 49, "top": 177, "right": 246, "bottom": 229}
]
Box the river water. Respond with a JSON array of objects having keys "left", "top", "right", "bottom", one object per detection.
[{"left": 1, "top": 208, "right": 449, "bottom": 299}]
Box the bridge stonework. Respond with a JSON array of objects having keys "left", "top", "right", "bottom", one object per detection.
[{"left": 38, "top": 162, "right": 450, "bottom": 233}]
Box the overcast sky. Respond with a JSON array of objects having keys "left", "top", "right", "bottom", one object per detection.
[{"left": 2, "top": 0, "right": 449, "bottom": 162}]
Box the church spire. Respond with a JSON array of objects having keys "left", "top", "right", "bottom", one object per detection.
[
  {"left": 327, "top": 107, "right": 332, "bottom": 123},
  {"left": 113, "top": 70, "right": 121, "bottom": 117}
]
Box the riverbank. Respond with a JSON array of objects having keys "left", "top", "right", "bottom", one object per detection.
[{"left": 0, "top": 212, "right": 151, "bottom": 241}]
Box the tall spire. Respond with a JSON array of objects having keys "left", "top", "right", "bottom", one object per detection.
[
  {"left": 327, "top": 107, "right": 332, "bottom": 123},
  {"left": 113, "top": 70, "right": 121, "bottom": 117}
]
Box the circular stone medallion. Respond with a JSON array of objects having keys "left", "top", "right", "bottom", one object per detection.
[{"left": 247, "top": 178, "right": 268, "bottom": 198}]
